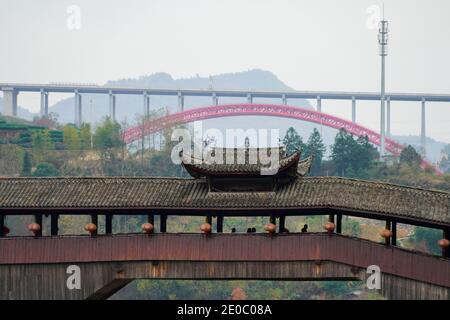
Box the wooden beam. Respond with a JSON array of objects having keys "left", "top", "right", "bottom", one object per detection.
[
  {"left": 279, "top": 216, "right": 286, "bottom": 233},
  {"left": 34, "top": 214, "right": 43, "bottom": 237},
  {"left": 50, "top": 214, "right": 59, "bottom": 236},
  {"left": 216, "top": 216, "right": 223, "bottom": 233},
  {"left": 391, "top": 221, "right": 397, "bottom": 246},
  {"left": 105, "top": 214, "right": 113, "bottom": 235},
  {"left": 160, "top": 214, "right": 167, "bottom": 233},
  {"left": 336, "top": 214, "right": 342, "bottom": 234},
  {"left": 0, "top": 215, "right": 4, "bottom": 237}
]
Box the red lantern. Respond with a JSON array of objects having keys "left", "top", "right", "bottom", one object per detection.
[
  {"left": 200, "top": 223, "right": 212, "bottom": 234},
  {"left": 85, "top": 223, "right": 97, "bottom": 235},
  {"left": 437, "top": 239, "right": 450, "bottom": 248},
  {"left": 28, "top": 223, "right": 41, "bottom": 236},
  {"left": 142, "top": 223, "right": 154, "bottom": 234},
  {"left": 264, "top": 223, "right": 276, "bottom": 234},
  {"left": 324, "top": 222, "right": 335, "bottom": 233},
  {"left": 380, "top": 229, "right": 392, "bottom": 239}
]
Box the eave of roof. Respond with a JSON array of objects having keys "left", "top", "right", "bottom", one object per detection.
[{"left": 0, "top": 176, "right": 448, "bottom": 227}]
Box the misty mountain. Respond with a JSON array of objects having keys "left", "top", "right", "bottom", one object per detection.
[
  {"left": 0, "top": 97, "right": 36, "bottom": 120},
  {"left": 48, "top": 69, "right": 313, "bottom": 125},
  {"left": 392, "top": 135, "right": 447, "bottom": 163}
]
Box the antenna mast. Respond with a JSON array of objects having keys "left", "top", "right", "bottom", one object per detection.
[{"left": 378, "top": 5, "right": 389, "bottom": 159}]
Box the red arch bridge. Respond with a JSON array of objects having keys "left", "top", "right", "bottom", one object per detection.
[{"left": 122, "top": 103, "right": 434, "bottom": 168}]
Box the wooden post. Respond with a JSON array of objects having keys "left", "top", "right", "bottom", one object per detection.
[
  {"left": 391, "top": 221, "right": 397, "bottom": 246},
  {"left": 278, "top": 216, "right": 286, "bottom": 233},
  {"left": 105, "top": 214, "right": 113, "bottom": 235},
  {"left": 0, "top": 215, "right": 4, "bottom": 237},
  {"left": 35, "top": 214, "right": 43, "bottom": 237},
  {"left": 91, "top": 214, "right": 98, "bottom": 236},
  {"left": 328, "top": 214, "right": 335, "bottom": 223},
  {"left": 216, "top": 216, "right": 223, "bottom": 233},
  {"left": 444, "top": 228, "right": 450, "bottom": 259},
  {"left": 269, "top": 215, "right": 276, "bottom": 225},
  {"left": 50, "top": 214, "right": 59, "bottom": 236},
  {"left": 147, "top": 214, "right": 154, "bottom": 224},
  {"left": 336, "top": 214, "right": 342, "bottom": 234},
  {"left": 160, "top": 214, "right": 167, "bottom": 233},
  {"left": 385, "top": 220, "right": 391, "bottom": 245},
  {"left": 206, "top": 215, "right": 212, "bottom": 225}
]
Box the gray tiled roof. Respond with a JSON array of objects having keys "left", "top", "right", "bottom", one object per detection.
[
  {"left": 181, "top": 148, "right": 301, "bottom": 176},
  {"left": 0, "top": 176, "right": 448, "bottom": 226}
]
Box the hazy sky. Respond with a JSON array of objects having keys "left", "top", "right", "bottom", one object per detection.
[{"left": 1, "top": 0, "right": 449, "bottom": 142}]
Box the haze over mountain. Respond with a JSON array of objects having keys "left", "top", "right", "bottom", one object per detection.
[
  {"left": 0, "top": 98, "right": 35, "bottom": 120},
  {"left": 48, "top": 69, "right": 313, "bottom": 125}
]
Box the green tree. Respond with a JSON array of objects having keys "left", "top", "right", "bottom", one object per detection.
[
  {"left": 93, "top": 117, "right": 123, "bottom": 159},
  {"left": 330, "top": 129, "right": 355, "bottom": 176},
  {"left": 303, "top": 128, "right": 326, "bottom": 175},
  {"left": 439, "top": 144, "right": 450, "bottom": 173},
  {"left": 79, "top": 123, "right": 92, "bottom": 151},
  {"left": 353, "top": 135, "right": 378, "bottom": 173},
  {"left": 21, "top": 151, "right": 32, "bottom": 176},
  {"left": 400, "top": 145, "right": 422, "bottom": 167},
  {"left": 63, "top": 125, "right": 80, "bottom": 155},
  {"left": 282, "top": 127, "right": 304, "bottom": 155},
  {"left": 31, "top": 130, "right": 53, "bottom": 163},
  {"left": 148, "top": 153, "right": 183, "bottom": 177},
  {"left": 411, "top": 227, "right": 442, "bottom": 255},
  {"left": 32, "top": 162, "right": 60, "bottom": 177},
  {"left": 342, "top": 218, "right": 361, "bottom": 237},
  {"left": 331, "top": 129, "right": 378, "bottom": 177}
]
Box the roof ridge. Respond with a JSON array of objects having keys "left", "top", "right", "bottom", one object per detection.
[{"left": 0, "top": 176, "right": 196, "bottom": 181}]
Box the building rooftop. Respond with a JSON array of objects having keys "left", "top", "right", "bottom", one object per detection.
[
  {"left": 181, "top": 147, "right": 310, "bottom": 178},
  {"left": 0, "top": 176, "right": 448, "bottom": 227}
]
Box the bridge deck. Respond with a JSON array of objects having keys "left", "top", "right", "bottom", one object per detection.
[
  {"left": 2, "top": 84, "right": 450, "bottom": 102},
  {"left": 1, "top": 233, "right": 449, "bottom": 288}
]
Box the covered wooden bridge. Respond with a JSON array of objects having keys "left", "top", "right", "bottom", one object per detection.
[{"left": 0, "top": 148, "right": 449, "bottom": 299}]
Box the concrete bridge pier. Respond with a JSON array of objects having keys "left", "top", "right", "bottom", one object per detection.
[
  {"left": 178, "top": 91, "right": 184, "bottom": 112},
  {"left": 212, "top": 93, "right": 218, "bottom": 106},
  {"left": 421, "top": 97, "right": 426, "bottom": 156},
  {"left": 282, "top": 94, "right": 287, "bottom": 105},
  {"left": 316, "top": 95, "right": 321, "bottom": 112},
  {"left": 74, "top": 90, "right": 82, "bottom": 127},
  {"left": 247, "top": 93, "right": 252, "bottom": 104},
  {"left": 109, "top": 91, "right": 116, "bottom": 122},
  {"left": 351, "top": 96, "right": 356, "bottom": 123},
  {"left": 40, "top": 89, "right": 49, "bottom": 117},
  {"left": 143, "top": 92, "right": 150, "bottom": 118},
  {"left": 2, "top": 87, "right": 18, "bottom": 117}
]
